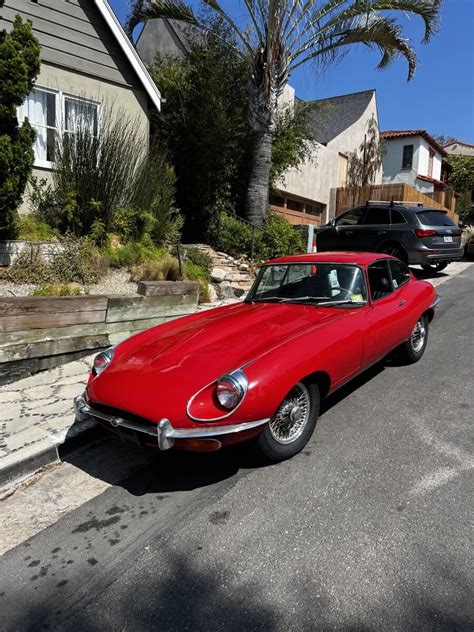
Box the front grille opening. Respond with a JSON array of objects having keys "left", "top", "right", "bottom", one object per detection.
[{"left": 90, "top": 403, "right": 157, "bottom": 430}]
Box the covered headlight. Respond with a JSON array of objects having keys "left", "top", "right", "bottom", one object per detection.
[
  {"left": 93, "top": 346, "right": 115, "bottom": 376},
  {"left": 216, "top": 370, "right": 248, "bottom": 410}
]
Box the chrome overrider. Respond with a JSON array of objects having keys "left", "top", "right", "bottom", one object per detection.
[{"left": 74, "top": 394, "right": 269, "bottom": 451}]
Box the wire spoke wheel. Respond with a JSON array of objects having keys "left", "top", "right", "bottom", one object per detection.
[
  {"left": 269, "top": 382, "right": 311, "bottom": 445},
  {"left": 410, "top": 318, "right": 426, "bottom": 353}
]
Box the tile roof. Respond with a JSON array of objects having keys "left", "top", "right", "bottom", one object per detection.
[{"left": 380, "top": 130, "right": 447, "bottom": 156}]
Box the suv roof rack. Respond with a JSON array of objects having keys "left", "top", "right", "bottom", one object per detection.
[{"left": 364, "top": 200, "right": 425, "bottom": 208}]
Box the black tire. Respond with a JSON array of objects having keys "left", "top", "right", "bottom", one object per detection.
[
  {"left": 380, "top": 244, "right": 407, "bottom": 263},
  {"left": 398, "top": 315, "right": 429, "bottom": 364},
  {"left": 421, "top": 262, "right": 448, "bottom": 273},
  {"left": 255, "top": 381, "right": 320, "bottom": 462}
]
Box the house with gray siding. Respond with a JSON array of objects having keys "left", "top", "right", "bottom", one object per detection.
[{"left": 1, "top": 0, "right": 161, "bottom": 196}]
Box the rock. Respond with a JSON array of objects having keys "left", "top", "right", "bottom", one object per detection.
[
  {"left": 208, "top": 284, "right": 218, "bottom": 302},
  {"left": 211, "top": 267, "right": 227, "bottom": 283},
  {"left": 238, "top": 263, "right": 250, "bottom": 271},
  {"left": 217, "top": 281, "right": 236, "bottom": 299},
  {"left": 232, "top": 287, "right": 246, "bottom": 298}
]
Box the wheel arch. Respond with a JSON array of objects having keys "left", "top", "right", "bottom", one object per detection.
[
  {"left": 423, "top": 308, "right": 435, "bottom": 323},
  {"left": 301, "top": 370, "right": 331, "bottom": 399}
]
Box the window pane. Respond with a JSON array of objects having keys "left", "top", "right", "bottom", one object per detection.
[
  {"left": 336, "top": 208, "right": 364, "bottom": 225},
  {"left": 389, "top": 260, "right": 410, "bottom": 289},
  {"left": 402, "top": 145, "right": 413, "bottom": 169},
  {"left": 416, "top": 211, "right": 455, "bottom": 226},
  {"left": 390, "top": 210, "right": 406, "bottom": 224},
  {"left": 362, "top": 208, "right": 390, "bottom": 225},
  {"left": 17, "top": 88, "right": 56, "bottom": 163},
  {"left": 368, "top": 261, "right": 392, "bottom": 301},
  {"left": 65, "top": 98, "right": 98, "bottom": 135}
]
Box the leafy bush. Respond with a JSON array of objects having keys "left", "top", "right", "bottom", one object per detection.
[
  {"left": 30, "top": 284, "right": 89, "bottom": 296},
  {"left": 17, "top": 213, "right": 58, "bottom": 241},
  {"left": 212, "top": 211, "right": 304, "bottom": 260},
  {"left": 7, "top": 235, "right": 99, "bottom": 284},
  {"left": 184, "top": 260, "right": 211, "bottom": 303},
  {"left": 103, "top": 237, "right": 167, "bottom": 270},
  {"left": 182, "top": 246, "right": 213, "bottom": 275}
]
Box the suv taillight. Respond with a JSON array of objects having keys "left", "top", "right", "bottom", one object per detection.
[{"left": 414, "top": 229, "right": 438, "bottom": 238}]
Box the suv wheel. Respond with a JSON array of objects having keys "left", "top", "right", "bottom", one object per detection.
[
  {"left": 421, "top": 262, "right": 448, "bottom": 273},
  {"left": 380, "top": 244, "right": 406, "bottom": 263}
]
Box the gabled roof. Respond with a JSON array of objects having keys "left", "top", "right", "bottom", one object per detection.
[
  {"left": 305, "top": 90, "right": 376, "bottom": 144},
  {"left": 380, "top": 130, "right": 447, "bottom": 157},
  {"left": 444, "top": 139, "right": 474, "bottom": 149},
  {"left": 94, "top": 0, "right": 161, "bottom": 111}
]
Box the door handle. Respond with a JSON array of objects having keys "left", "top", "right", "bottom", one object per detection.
[
  {"left": 398, "top": 300, "right": 406, "bottom": 307},
  {"left": 346, "top": 231, "right": 354, "bottom": 235},
  {"left": 377, "top": 230, "right": 388, "bottom": 235}
]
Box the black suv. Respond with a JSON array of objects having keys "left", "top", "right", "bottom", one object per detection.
[{"left": 316, "top": 202, "right": 463, "bottom": 272}]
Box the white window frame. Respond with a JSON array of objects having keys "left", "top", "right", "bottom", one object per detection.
[{"left": 18, "top": 87, "right": 101, "bottom": 169}]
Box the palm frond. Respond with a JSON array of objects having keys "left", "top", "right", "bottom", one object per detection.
[
  {"left": 125, "top": 0, "right": 198, "bottom": 38},
  {"left": 291, "top": 12, "right": 417, "bottom": 80}
]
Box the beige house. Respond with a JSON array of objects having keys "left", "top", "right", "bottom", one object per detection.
[
  {"left": 273, "top": 88, "right": 382, "bottom": 226},
  {"left": 444, "top": 140, "right": 474, "bottom": 157},
  {"left": 1, "top": 0, "right": 161, "bottom": 202}
]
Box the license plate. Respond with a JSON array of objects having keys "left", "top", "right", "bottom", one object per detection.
[{"left": 443, "top": 236, "right": 453, "bottom": 243}]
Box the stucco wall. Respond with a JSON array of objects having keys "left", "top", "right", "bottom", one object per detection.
[
  {"left": 382, "top": 137, "right": 420, "bottom": 187},
  {"left": 445, "top": 143, "right": 474, "bottom": 157},
  {"left": 417, "top": 138, "right": 442, "bottom": 180},
  {"left": 327, "top": 93, "right": 383, "bottom": 185},
  {"left": 20, "top": 62, "right": 150, "bottom": 212}
]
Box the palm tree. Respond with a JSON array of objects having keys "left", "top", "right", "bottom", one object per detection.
[{"left": 127, "top": 0, "right": 441, "bottom": 226}]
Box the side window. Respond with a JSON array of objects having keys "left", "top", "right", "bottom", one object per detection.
[
  {"left": 336, "top": 208, "right": 365, "bottom": 226},
  {"left": 368, "top": 261, "right": 393, "bottom": 301},
  {"left": 390, "top": 210, "right": 407, "bottom": 224},
  {"left": 402, "top": 144, "right": 414, "bottom": 169},
  {"left": 361, "top": 208, "right": 390, "bottom": 225},
  {"left": 389, "top": 260, "right": 411, "bottom": 289}
]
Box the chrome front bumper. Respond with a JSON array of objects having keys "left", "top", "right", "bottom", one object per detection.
[{"left": 74, "top": 394, "right": 269, "bottom": 451}]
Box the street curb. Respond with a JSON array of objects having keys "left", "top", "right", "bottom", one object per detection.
[{"left": 0, "top": 419, "right": 104, "bottom": 490}]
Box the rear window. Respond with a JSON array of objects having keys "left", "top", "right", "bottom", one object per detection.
[{"left": 417, "top": 211, "right": 456, "bottom": 227}]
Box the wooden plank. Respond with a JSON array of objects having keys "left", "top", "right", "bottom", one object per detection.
[
  {"left": 0, "top": 310, "right": 106, "bottom": 333},
  {"left": 0, "top": 334, "right": 110, "bottom": 363},
  {"left": 137, "top": 281, "right": 199, "bottom": 297},
  {"left": 0, "top": 314, "right": 191, "bottom": 346},
  {"left": 0, "top": 296, "right": 108, "bottom": 317},
  {"left": 106, "top": 301, "right": 197, "bottom": 324}
]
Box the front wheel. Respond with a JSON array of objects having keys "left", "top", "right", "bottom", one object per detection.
[
  {"left": 421, "top": 262, "right": 448, "bottom": 273},
  {"left": 398, "top": 315, "right": 429, "bottom": 364},
  {"left": 255, "top": 382, "right": 319, "bottom": 462},
  {"left": 380, "top": 245, "right": 406, "bottom": 263}
]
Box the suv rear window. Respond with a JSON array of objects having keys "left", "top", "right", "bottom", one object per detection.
[{"left": 417, "top": 211, "right": 456, "bottom": 227}]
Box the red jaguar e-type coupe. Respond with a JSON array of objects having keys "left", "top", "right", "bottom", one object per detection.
[{"left": 74, "top": 252, "right": 439, "bottom": 461}]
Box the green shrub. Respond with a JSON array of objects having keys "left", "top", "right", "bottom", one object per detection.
[
  {"left": 30, "top": 284, "right": 89, "bottom": 296},
  {"left": 211, "top": 211, "right": 304, "bottom": 260},
  {"left": 130, "top": 255, "right": 181, "bottom": 282},
  {"left": 182, "top": 246, "right": 213, "bottom": 275},
  {"left": 7, "top": 235, "right": 99, "bottom": 284},
  {"left": 113, "top": 208, "right": 155, "bottom": 243},
  {"left": 17, "top": 214, "right": 59, "bottom": 241},
  {"left": 184, "top": 260, "right": 211, "bottom": 303},
  {"left": 103, "top": 237, "right": 167, "bottom": 269}
]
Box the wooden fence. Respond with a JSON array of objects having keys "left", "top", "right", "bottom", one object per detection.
[
  {"left": 0, "top": 282, "right": 199, "bottom": 385},
  {"left": 335, "top": 184, "right": 459, "bottom": 222}
]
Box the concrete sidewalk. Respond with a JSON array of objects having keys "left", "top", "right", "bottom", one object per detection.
[{"left": 0, "top": 264, "right": 471, "bottom": 491}]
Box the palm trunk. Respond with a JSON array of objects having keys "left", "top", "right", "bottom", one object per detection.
[{"left": 246, "top": 129, "right": 273, "bottom": 227}]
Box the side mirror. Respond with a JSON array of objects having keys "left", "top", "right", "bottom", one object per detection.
[{"left": 329, "top": 217, "right": 336, "bottom": 227}]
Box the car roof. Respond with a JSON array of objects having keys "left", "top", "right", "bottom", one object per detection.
[{"left": 265, "top": 252, "right": 394, "bottom": 266}]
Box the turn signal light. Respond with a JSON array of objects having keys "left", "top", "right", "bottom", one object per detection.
[{"left": 414, "top": 229, "right": 438, "bottom": 238}]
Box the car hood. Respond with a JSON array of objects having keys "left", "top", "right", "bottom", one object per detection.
[{"left": 87, "top": 301, "right": 346, "bottom": 422}]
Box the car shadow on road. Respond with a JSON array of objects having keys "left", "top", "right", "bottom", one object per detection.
[
  {"left": 410, "top": 266, "right": 449, "bottom": 280},
  {"left": 61, "top": 421, "right": 269, "bottom": 497}
]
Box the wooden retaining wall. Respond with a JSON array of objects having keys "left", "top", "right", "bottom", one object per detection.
[{"left": 0, "top": 282, "right": 199, "bottom": 385}]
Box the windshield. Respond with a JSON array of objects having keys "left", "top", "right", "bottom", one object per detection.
[{"left": 248, "top": 263, "right": 368, "bottom": 306}]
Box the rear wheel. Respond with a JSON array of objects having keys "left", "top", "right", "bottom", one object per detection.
[
  {"left": 256, "top": 382, "right": 319, "bottom": 462},
  {"left": 380, "top": 244, "right": 407, "bottom": 263},
  {"left": 398, "top": 315, "right": 429, "bottom": 364},
  {"left": 421, "top": 262, "right": 448, "bottom": 273}
]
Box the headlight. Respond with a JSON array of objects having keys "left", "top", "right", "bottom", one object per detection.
[
  {"left": 93, "top": 346, "right": 115, "bottom": 376},
  {"left": 216, "top": 370, "right": 248, "bottom": 410}
]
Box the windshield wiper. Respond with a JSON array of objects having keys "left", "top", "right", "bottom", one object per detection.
[
  {"left": 251, "top": 295, "right": 328, "bottom": 303},
  {"left": 314, "top": 299, "right": 367, "bottom": 307}
]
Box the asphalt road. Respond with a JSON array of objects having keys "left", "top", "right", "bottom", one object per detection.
[{"left": 0, "top": 266, "right": 473, "bottom": 631}]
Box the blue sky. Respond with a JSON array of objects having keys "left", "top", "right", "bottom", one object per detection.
[{"left": 111, "top": 0, "right": 474, "bottom": 142}]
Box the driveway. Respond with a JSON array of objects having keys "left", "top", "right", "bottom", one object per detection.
[{"left": 0, "top": 263, "right": 472, "bottom": 631}]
